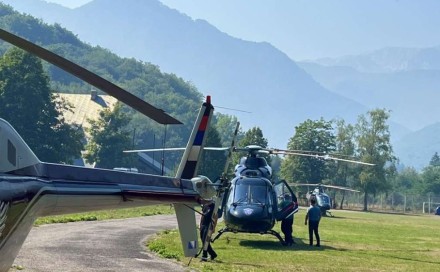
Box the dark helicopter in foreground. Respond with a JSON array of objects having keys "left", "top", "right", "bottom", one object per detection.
[
  {"left": 212, "top": 145, "right": 299, "bottom": 244},
  {"left": 293, "top": 183, "right": 360, "bottom": 216}
]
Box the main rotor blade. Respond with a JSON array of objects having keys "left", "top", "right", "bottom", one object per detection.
[
  {"left": 272, "top": 150, "right": 375, "bottom": 166},
  {"left": 318, "top": 184, "right": 360, "bottom": 192},
  {"left": 292, "top": 183, "right": 321, "bottom": 187},
  {"left": 271, "top": 148, "right": 354, "bottom": 158},
  {"left": 123, "top": 147, "right": 229, "bottom": 153},
  {"left": 0, "top": 28, "right": 181, "bottom": 125}
]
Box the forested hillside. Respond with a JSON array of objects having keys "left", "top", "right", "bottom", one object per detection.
[{"left": 0, "top": 3, "right": 204, "bottom": 163}]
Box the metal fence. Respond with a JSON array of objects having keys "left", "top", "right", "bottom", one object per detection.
[{"left": 334, "top": 192, "right": 440, "bottom": 214}]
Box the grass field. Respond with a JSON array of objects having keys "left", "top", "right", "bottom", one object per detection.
[
  {"left": 148, "top": 208, "right": 440, "bottom": 272},
  {"left": 34, "top": 205, "right": 174, "bottom": 226}
]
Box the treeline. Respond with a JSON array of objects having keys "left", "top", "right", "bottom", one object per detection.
[{"left": 276, "top": 113, "right": 440, "bottom": 210}]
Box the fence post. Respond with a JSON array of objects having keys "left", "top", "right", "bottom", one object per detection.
[
  {"left": 404, "top": 193, "right": 406, "bottom": 213},
  {"left": 429, "top": 193, "right": 432, "bottom": 214}
]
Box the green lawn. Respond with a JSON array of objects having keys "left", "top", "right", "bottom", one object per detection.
[
  {"left": 34, "top": 205, "right": 174, "bottom": 226},
  {"left": 148, "top": 208, "right": 440, "bottom": 272}
]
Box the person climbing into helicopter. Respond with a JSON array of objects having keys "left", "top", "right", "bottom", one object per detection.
[
  {"left": 199, "top": 200, "right": 218, "bottom": 261},
  {"left": 280, "top": 193, "right": 295, "bottom": 246},
  {"left": 305, "top": 197, "right": 321, "bottom": 247}
]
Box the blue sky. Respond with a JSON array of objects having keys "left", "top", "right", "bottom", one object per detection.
[{"left": 45, "top": 0, "right": 440, "bottom": 60}]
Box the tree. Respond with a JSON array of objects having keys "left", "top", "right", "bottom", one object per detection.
[
  {"left": 199, "top": 126, "right": 226, "bottom": 181},
  {"left": 333, "top": 119, "right": 357, "bottom": 208},
  {"left": 420, "top": 166, "right": 440, "bottom": 195},
  {"left": 429, "top": 152, "right": 440, "bottom": 167},
  {"left": 280, "top": 118, "right": 335, "bottom": 183},
  {"left": 393, "top": 167, "right": 421, "bottom": 194},
  {"left": 355, "top": 109, "right": 396, "bottom": 211},
  {"left": 213, "top": 113, "right": 243, "bottom": 148},
  {"left": 84, "top": 103, "right": 133, "bottom": 169},
  {"left": 0, "top": 47, "right": 83, "bottom": 163},
  {"left": 232, "top": 127, "right": 269, "bottom": 173},
  {"left": 270, "top": 155, "right": 283, "bottom": 182},
  {"left": 238, "top": 127, "right": 268, "bottom": 148}
]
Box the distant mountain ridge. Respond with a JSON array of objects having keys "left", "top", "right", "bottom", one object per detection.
[
  {"left": 299, "top": 46, "right": 440, "bottom": 169},
  {"left": 1, "top": 0, "right": 372, "bottom": 148},
  {"left": 393, "top": 123, "right": 440, "bottom": 170},
  {"left": 309, "top": 46, "right": 440, "bottom": 73}
]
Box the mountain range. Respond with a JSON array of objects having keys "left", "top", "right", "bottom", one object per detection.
[
  {"left": 297, "top": 46, "right": 440, "bottom": 169},
  {"left": 0, "top": 0, "right": 371, "bottom": 149},
  {"left": 2, "top": 0, "right": 440, "bottom": 169}
]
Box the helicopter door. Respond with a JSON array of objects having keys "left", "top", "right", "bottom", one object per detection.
[{"left": 274, "top": 180, "right": 298, "bottom": 221}]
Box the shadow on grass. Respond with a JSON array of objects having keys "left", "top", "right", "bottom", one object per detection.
[
  {"left": 387, "top": 255, "right": 440, "bottom": 265},
  {"left": 209, "top": 259, "right": 266, "bottom": 269},
  {"left": 238, "top": 239, "right": 345, "bottom": 252},
  {"left": 364, "top": 210, "right": 423, "bottom": 217},
  {"left": 325, "top": 215, "right": 347, "bottom": 219}
]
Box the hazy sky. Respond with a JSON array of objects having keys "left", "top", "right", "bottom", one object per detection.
[{"left": 45, "top": 0, "right": 440, "bottom": 60}]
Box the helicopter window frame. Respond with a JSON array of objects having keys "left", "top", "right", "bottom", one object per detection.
[
  {"left": 231, "top": 182, "right": 269, "bottom": 206},
  {"left": 274, "top": 182, "right": 295, "bottom": 213}
]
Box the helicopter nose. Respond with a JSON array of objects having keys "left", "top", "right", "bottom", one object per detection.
[{"left": 226, "top": 205, "right": 273, "bottom": 232}]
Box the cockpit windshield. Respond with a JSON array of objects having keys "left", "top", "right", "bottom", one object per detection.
[{"left": 232, "top": 184, "right": 267, "bottom": 205}]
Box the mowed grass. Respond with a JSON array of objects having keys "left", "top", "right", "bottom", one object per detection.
[
  {"left": 34, "top": 205, "right": 174, "bottom": 226},
  {"left": 148, "top": 208, "right": 440, "bottom": 272}
]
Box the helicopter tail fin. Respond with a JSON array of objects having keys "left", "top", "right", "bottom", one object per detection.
[
  {"left": 0, "top": 118, "right": 41, "bottom": 174},
  {"left": 173, "top": 96, "right": 214, "bottom": 257},
  {"left": 174, "top": 203, "right": 199, "bottom": 257},
  {"left": 175, "top": 96, "right": 214, "bottom": 180}
]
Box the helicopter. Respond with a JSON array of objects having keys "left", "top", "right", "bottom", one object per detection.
[
  {"left": 292, "top": 183, "right": 360, "bottom": 217},
  {"left": 211, "top": 145, "right": 373, "bottom": 245},
  {"left": 211, "top": 145, "right": 299, "bottom": 245},
  {"left": 0, "top": 28, "right": 216, "bottom": 271}
]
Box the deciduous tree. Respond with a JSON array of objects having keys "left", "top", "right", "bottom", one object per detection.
[
  {"left": 0, "top": 48, "right": 83, "bottom": 163},
  {"left": 280, "top": 118, "right": 335, "bottom": 183},
  {"left": 355, "top": 109, "right": 396, "bottom": 211},
  {"left": 84, "top": 103, "right": 133, "bottom": 169}
]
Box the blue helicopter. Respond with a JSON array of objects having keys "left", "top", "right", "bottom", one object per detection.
[
  {"left": 293, "top": 183, "right": 360, "bottom": 217},
  {"left": 212, "top": 145, "right": 299, "bottom": 244}
]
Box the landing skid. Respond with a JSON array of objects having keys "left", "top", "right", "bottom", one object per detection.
[
  {"left": 211, "top": 227, "right": 285, "bottom": 245},
  {"left": 324, "top": 211, "right": 333, "bottom": 217}
]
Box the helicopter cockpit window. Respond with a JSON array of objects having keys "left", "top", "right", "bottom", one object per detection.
[{"left": 232, "top": 184, "right": 267, "bottom": 205}]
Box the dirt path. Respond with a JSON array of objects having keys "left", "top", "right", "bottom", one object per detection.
[{"left": 10, "top": 215, "right": 189, "bottom": 272}]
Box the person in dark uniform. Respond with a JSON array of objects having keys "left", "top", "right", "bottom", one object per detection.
[
  {"left": 280, "top": 194, "right": 295, "bottom": 246},
  {"left": 199, "top": 200, "right": 217, "bottom": 261},
  {"left": 305, "top": 197, "right": 321, "bottom": 247}
]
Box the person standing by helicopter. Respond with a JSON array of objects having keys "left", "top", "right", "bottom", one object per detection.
[
  {"left": 280, "top": 193, "right": 295, "bottom": 246},
  {"left": 305, "top": 197, "right": 321, "bottom": 247},
  {"left": 199, "top": 200, "right": 218, "bottom": 261}
]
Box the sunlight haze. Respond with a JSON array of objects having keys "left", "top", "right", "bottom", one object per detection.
[{"left": 47, "top": 0, "right": 440, "bottom": 60}]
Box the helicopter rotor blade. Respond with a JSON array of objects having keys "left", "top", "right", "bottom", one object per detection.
[
  {"left": 123, "top": 147, "right": 229, "bottom": 153},
  {"left": 316, "top": 184, "right": 361, "bottom": 192},
  {"left": 271, "top": 150, "right": 375, "bottom": 166},
  {"left": 271, "top": 148, "right": 356, "bottom": 158},
  {"left": 0, "top": 28, "right": 181, "bottom": 125},
  {"left": 289, "top": 183, "right": 360, "bottom": 193},
  {"left": 290, "top": 183, "right": 321, "bottom": 187}
]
